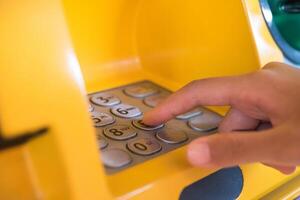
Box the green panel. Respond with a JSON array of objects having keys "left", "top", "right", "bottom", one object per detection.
[{"left": 268, "top": 0, "right": 300, "bottom": 50}]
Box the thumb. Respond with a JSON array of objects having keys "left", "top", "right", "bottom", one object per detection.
[{"left": 187, "top": 128, "right": 283, "bottom": 168}]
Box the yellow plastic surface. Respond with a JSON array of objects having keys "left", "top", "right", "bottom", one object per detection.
[
  {"left": 260, "top": 174, "right": 300, "bottom": 200},
  {"left": 243, "top": 0, "right": 284, "bottom": 66},
  {"left": 0, "top": 1, "right": 111, "bottom": 199},
  {"left": 0, "top": 0, "right": 299, "bottom": 199}
]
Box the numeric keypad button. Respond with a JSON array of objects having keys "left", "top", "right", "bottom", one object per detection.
[
  {"left": 127, "top": 138, "right": 162, "bottom": 155},
  {"left": 96, "top": 135, "right": 108, "bottom": 149},
  {"left": 143, "top": 94, "right": 168, "bottom": 107},
  {"left": 90, "top": 93, "right": 121, "bottom": 107},
  {"left": 188, "top": 111, "right": 222, "bottom": 132},
  {"left": 102, "top": 149, "right": 132, "bottom": 168},
  {"left": 176, "top": 108, "right": 203, "bottom": 120},
  {"left": 88, "top": 104, "right": 94, "bottom": 112},
  {"left": 124, "top": 83, "right": 158, "bottom": 98},
  {"left": 156, "top": 128, "right": 188, "bottom": 144},
  {"left": 91, "top": 112, "right": 115, "bottom": 127},
  {"left": 111, "top": 104, "right": 142, "bottom": 118},
  {"left": 104, "top": 125, "right": 137, "bottom": 140},
  {"left": 132, "top": 120, "right": 164, "bottom": 131}
]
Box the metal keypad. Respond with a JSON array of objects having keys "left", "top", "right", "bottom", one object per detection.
[{"left": 88, "top": 80, "right": 222, "bottom": 174}]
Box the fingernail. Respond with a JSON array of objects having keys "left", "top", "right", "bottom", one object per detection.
[
  {"left": 187, "top": 142, "right": 211, "bottom": 166},
  {"left": 141, "top": 119, "right": 151, "bottom": 126}
]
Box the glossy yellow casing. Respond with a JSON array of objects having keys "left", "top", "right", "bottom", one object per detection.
[{"left": 0, "top": 0, "right": 299, "bottom": 199}]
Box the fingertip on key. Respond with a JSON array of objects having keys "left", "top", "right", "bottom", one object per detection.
[{"left": 142, "top": 110, "right": 159, "bottom": 126}]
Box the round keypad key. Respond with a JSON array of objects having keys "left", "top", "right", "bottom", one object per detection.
[
  {"left": 111, "top": 104, "right": 142, "bottom": 118},
  {"left": 132, "top": 120, "right": 164, "bottom": 131},
  {"left": 90, "top": 93, "right": 120, "bottom": 107},
  {"left": 188, "top": 111, "right": 222, "bottom": 132},
  {"left": 91, "top": 112, "right": 115, "bottom": 127},
  {"left": 101, "top": 149, "right": 132, "bottom": 168},
  {"left": 96, "top": 135, "right": 108, "bottom": 149},
  {"left": 104, "top": 125, "right": 137, "bottom": 140},
  {"left": 143, "top": 94, "right": 168, "bottom": 107},
  {"left": 88, "top": 104, "right": 94, "bottom": 112},
  {"left": 156, "top": 128, "right": 188, "bottom": 144},
  {"left": 124, "top": 83, "right": 158, "bottom": 98},
  {"left": 176, "top": 108, "right": 203, "bottom": 120},
  {"left": 127, "top": 138, "right": 162, "bottom": 155}
]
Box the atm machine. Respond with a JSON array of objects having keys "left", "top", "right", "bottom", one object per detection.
[{"left": 0, "top": 0, "right": 300, "bottom": 199}]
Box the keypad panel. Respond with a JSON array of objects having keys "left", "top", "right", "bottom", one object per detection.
[{"left": 88, "top": 80, "right": 222, "bottom": 174}]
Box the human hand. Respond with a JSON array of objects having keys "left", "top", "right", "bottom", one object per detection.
[{"left": 143, "top": 62, "right": 300, "bottom": 174}]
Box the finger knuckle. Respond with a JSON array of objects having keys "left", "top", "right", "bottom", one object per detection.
[{"left": 209, "top": 135, "right": 239, "bottom": 166}]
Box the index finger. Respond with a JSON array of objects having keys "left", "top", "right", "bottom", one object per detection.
[{"left": 143, "top": 76, "right": 247, "bottom": 126}]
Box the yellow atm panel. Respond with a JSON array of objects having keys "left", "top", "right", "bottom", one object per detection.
[{"left": 0, "top": 0, "right": 299, "bottom": 199}]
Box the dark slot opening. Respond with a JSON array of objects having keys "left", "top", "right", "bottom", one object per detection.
[{"left": 280, "top": 0, "right": 300, "bottom": 13}]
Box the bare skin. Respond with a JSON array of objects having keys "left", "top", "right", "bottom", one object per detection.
[{"left": 143, "top": 62, "right": 300, "bottom": 174}]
